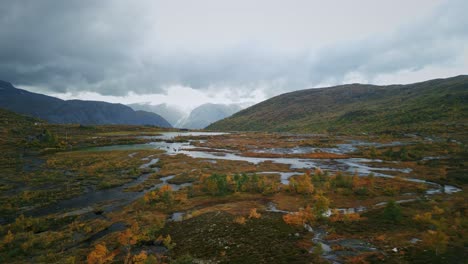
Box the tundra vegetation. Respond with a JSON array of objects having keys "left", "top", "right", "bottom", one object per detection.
[{"left": 0, "top": 108, "right": 466, "bottom": 263}]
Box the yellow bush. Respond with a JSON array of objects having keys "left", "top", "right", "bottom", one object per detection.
[
  {"left": 249, "top": 208, "right": 261, "bottom": 219},
  {"left": 233, "top": 216, "right": 246, "bottom": 225}
]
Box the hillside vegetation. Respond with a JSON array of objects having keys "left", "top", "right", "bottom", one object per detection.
[{"left": 207, "top": 75, "right": 468, "bottom": 136}]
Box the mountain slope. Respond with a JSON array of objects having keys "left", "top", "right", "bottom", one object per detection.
[
  {"left": 0, "top": 80, "right": 171, "bottom": 127},
  {"left": 207, "top": 75, "right": 468, "bottom": 133},
  {"left": 178, "top": 103, "right": 242, "bottom": 129},
  {"left": 128, "top": 103, "right": 185, "bottom": 126}
]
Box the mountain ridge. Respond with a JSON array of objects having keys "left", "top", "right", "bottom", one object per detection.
[
  {"left": 207, "top": 75, "right": 468, "bottom": 134},
  {"left": 0, "top": 81, "right": 172, "bottom": 127}
]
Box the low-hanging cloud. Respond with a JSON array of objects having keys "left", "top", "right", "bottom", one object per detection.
[{"left": 0, "top": 0, "right": 466, "bottom": 100}]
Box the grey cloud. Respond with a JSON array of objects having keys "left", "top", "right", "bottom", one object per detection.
[
  {"left": 0, "top": 0, "right": 151, "bottom": 94},
  {"left": 0, "top": 0, "right": 466, "bottom": 98}
]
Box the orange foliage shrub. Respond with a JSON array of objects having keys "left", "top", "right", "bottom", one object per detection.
[
  {"left": 132, "top": 251, "right": 148, "bottom": 264},
  {"left": 283, "top": 213, "right": 305, "bottom": 226},
  {"left": 87, "top": 243, "right": 115, "bottom": 264},
  {"left": 375, "top": 234, "right": 386, "bottom": 242},
  {"left": 283, "top": 206, "right": 315, "bottom": 226},
  {"left": 413, "top": 212, "right": 433, "bottom": 225},
  {"left": 144, "top": 185, "right": 173, "bottom": 204},
  {"left": 118, "top": 229, "right": 138, "bottom": 247},
  {"left": 233, "top": 216, "right": 246, "bottom": 225},
  {"left": 249, "top": 208, "right": 261, "bottom": 219},
  {"left": 3, "top": 230, "right": 14, "bottom": 245},
  {"left": 330, "top": 210, "right": 362, "bottom": 223}
]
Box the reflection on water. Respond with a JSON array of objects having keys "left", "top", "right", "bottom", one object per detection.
[
  {"left": 43, "top": 132, "right": 461, "bottom": 219},
  {"left": 141, "top": 131, "right": 228, "bottom": 140},
  {"left": 27, "top": 158, "right": 191, "bottom": 218},
  {"left": 85, "top": 132, "right": 462, "bottom": 194}
]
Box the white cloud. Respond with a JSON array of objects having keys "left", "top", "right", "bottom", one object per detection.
[{"left": 33, "top": 85, "right": 264, "bottom": 114}]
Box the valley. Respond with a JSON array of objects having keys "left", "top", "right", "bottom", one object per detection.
[
  {"left": 0, "top": 108, "right": 465, "bottom": 263},
  {"left": 2, "top": 1, "right": 467, "bottom": 263}
]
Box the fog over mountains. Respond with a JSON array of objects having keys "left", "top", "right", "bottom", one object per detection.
[
  {"left": 128, "top": 103, "right": 185, "bottom": 127},
  {"left": 129, "top": 103, "right": 243, "bottom": 129},
  {"left": 0, "top": 79, "right": 243, "bottom": 129},
  {"left": 177, "top": 103, "right": 243, "bottom": 129}
]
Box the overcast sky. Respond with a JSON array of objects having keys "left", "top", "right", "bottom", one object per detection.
[{"left": 1, "top": 0, "right": 467, "bottom": 112}]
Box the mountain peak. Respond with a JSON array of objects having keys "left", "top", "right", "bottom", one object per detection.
[{"left": 0, "top": 80, "right": 15, "bottom": 89}]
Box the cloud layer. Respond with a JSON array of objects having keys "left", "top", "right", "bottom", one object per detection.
[{"left": 0, "top": 0, "right": 467, "bottom": 105}]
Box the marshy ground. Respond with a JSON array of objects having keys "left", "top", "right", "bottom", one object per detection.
[{"left": 0, "top": 115, "right": 466, "bottom": 263}]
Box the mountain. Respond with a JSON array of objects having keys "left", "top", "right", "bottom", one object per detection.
[
  {"left": 128, "top": 103, "right": 185, "bottom": 127},
  {"left": 207, "top": 75, "right": 468, "bottom": 134},
  {"left": 178, "top": 103, "right": 242, "bottom": 129},
  {"left": 0, "top": 80, "right": 171, "bottom": 127}
]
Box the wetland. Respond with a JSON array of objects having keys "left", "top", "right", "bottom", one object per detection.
[{"left": 0, "top": 113, "right": 466, "bottom": 263}]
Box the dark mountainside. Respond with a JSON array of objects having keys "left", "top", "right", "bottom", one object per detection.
[
  {"left": 0, "top": 80, "right": 171, "bottom": 127},
  {"left": 207, "top": 75, "right": 468, "bottom": 135}
]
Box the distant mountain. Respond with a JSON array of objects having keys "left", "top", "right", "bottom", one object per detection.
[
  {"left": 128, "top": 103, "right": 185, "bottom": 127},
  {"left": 0, "top": 80, "right": 171, "bottom": 127},
  {"left": 207, "top": 75, "right": 468, "bottom": 134},
  {"left": 178, "top": 103, "right": 242, "bottom": 129}
]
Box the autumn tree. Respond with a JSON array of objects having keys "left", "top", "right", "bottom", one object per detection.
[
  {"left": 204, "top": 174, "right": 230, "bottom": 196},
  {"left": 421, "top": 230, "right": 449, "bottom": 256},
  {"left": 311, "top": 167, "right": 329, "bottom": 188},
  {"left": 299, "top": 174, "right": 315, "bottom": 194},
  {"left": 259, "top": 176, "right": 279, "bottom": 195},
  {"left": 118, "top": 228, "right": 138, "bottom": 247},
  {"left": 157, "top": 235, "right": 176, "bottom": 250},
  {"left": 232, "top": 173, "right": 247, "bottom": 192},
  {"left": 290, "top": 173, "right": 314, "bottom": 194},
  {"left": 144, "top": 185, "right": 174, "bottom": 207},
  {"left": 87, "top": 243, "right": 114, "bottom": 264},
  {"left": 118, "top": 227, "right": 139, "bottom": 264},
  {"left": 248, "top": 173, "right": 260, "bottom": 192},
  {"left": 312, "top": 192, "right": 330, "bottom": 219}
]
